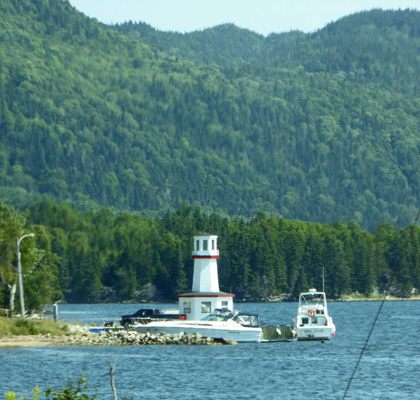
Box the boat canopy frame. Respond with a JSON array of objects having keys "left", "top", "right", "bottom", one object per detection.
[{"left": 298, "top": 290, "right": 328, "bottom": 315}]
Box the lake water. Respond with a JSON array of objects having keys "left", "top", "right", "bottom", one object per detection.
[{"left": 1, "top": 301, "right": 419, "bottom": 400}]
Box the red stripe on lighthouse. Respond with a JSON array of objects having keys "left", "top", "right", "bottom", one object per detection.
[{"left": 192, "top": 255, "right": 220, "bottom": 259}]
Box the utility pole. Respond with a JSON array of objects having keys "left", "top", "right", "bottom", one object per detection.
[{"left": 16, "top": 234, "right": 35, "bottom": 317}]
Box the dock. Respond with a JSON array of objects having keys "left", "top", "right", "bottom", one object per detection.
[{"left": 261, "top": 325, "right": 296, "bottom": 341}]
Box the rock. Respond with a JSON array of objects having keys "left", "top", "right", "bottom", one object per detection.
[
  {"left": 63, "top": 329, "right": 236, "bottom": 346},
  {"left": 218, "top": 338, "right": 238, "bottom": 345}
]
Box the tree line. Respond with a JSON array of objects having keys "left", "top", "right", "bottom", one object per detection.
[{"left": 1, "top": 201, "right": 419, "bottom": 312}]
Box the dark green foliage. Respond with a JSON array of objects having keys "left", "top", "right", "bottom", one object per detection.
[
  {"left": 116, "top": 9, "right": 420, "bottom": 96},
  {"left": 45, "top": 376, "right": 98, "bottom": 400},
  {"left": 5, "top": 375, "right": 98, "bottom": 400},
  {"left": 0, "top": 2, "right": 419, "bottom": 231},
  {"left": 115, "top": 22, "right": 265, "bottom": 67},
  {"left": 14, "top": 318, "right": 39, "bottom": 335},
  {"left": 0, "top": 203, "right": 61, "bottom": 313},
  {"left": 1, "top": 1, "right": 420, "bottom": 303},
  {"left": 1, "top": 200, "right": 413, "bottom": 303}
]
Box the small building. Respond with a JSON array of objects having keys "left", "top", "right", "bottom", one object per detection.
[{"left": 177, "top": 234, "right": 234, "bottom": 320}]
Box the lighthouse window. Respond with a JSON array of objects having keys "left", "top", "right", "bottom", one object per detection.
[
  {"left": 221, "top": 301, "right": 228, "bottom": 308},
  {"left": 203, "top": 240, "right": 208, "bottom": 251},
  {"left": 201, "top": 301, "right": 211, "bottom": 313},
  {"left": 196, "top": 240, "right": 200, "bottom": 251},
  {"left": 183, "top": 301, "right": 191, "bottom": 314},
  {"left": 212, "top": 240, "right": 215, "bottom": 250}
]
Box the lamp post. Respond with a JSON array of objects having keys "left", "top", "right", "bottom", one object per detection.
[{"left": 17, "top": 233, "right": 34, "bottom": 317}]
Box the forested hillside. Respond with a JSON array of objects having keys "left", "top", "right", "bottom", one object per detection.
[
  {"left": 1, "top": 1, "right": 420, "bottom": 231},
  {"left": 1, "top": 201, "right": 420, "bottom": 307},
  {"left": 116, "top": 9, "right": 420, "bottom": 95}
]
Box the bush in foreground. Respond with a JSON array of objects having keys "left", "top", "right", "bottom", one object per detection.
[{"left": 4, "top": 376, "right": 98, "bottom": 400}]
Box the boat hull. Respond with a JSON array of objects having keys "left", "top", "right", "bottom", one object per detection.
[
  {"left": 296, "top": 326, "right": 335, "bottom": 341},
  {"left": 132, "top": 321, "right": 262, "bottom": 342}
]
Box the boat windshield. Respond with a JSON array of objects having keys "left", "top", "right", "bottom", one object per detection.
[
  {"left": 300, "top": 292, "right": 325, "bottom": 305},
  {"left": 233, "top": 313, "right": 259, "bottom": 327},
  {"left": 202, "top": 309, "right": 234, "bottom": 321},
  {"left": 201, "top": 309, "right": 260, "bottom": 326},
  {"left": 298, "top": 291, "right": 328, "bottom": 314}
]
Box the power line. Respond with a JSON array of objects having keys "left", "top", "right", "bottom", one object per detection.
[{"left": 342, "top": 207, "right": 420, "bottom": 399}]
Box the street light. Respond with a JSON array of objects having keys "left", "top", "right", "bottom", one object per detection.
[{"left": 17, "top": 233, "right": 35, "bottom": 317}]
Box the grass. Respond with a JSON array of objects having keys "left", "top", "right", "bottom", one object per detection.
[{"left": 0, "top": 317, "right": 70, "bottom": 336}]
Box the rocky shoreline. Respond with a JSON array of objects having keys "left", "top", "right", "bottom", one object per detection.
[
  {"left": 0, "top": 329, "right": 236, "bottom": 348},
  {"left": 68, "top": 329, "right": 236, "bottom": 345}
]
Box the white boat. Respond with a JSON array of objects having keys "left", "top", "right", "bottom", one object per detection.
[
  {"left": 132, "top": 308, "right": 263, "bottom": 342},
  {"left": 295, "top": 288, "right": 336, "bottom": 341}
]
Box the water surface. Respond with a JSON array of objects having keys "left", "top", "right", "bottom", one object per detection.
[{"left": 1, "top": 301, "right": 419, "bottom": 399}]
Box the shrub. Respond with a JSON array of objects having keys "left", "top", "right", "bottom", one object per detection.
[
  {"left": 0, "top": 318, "right": 69, "bottom": 336},
  {"left": 4, "top": 376, "right": 98, "bottom": 400}
]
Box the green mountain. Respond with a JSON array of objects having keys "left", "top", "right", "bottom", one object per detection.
[
  {"left": 1, "top": 1, "right": 420, "bottom": 230},
  {"left": 115, "top": 9, "right": 420, "bottom": 95},
  {"left": 114, "top": 22, "right": 266, "bottom": 67}
]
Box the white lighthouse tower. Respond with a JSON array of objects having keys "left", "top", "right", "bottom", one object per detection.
[{"left": 177, "top": 234, "right": 234, "bottom": 320}]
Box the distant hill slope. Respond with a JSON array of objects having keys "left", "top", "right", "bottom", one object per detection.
[
  {"left": 1, "top": 1, "right": 420, "bottom": 230},
  {"left": 114, "top": 22, "right": 265, "bottom": 67},
  {"left": 115, "top": 9, "right": 420, "bottom": 95}
]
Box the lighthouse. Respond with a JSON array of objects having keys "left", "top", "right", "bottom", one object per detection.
[{"left": 177, "top": 234, "right": 234, "bottom": 320}]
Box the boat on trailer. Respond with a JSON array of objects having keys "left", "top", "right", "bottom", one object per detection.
[{"left": 295, "top": 288, "right": 336, "bottom": 341}]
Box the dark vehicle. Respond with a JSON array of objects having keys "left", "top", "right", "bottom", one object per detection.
[{"left": 120, "top": 308, "right": 185, "bottom": 328}]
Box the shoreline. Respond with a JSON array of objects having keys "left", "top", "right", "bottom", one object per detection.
[
  {"left": 0, "top": 335, "right": 71, "bottom": 348},
  {"left": 248, "top": 296, "right": 420, "bottom": 303},
  {"left": 336, "top": 295, "right": 420, "bottom": 302},
  {"left": 2, "top": 296, "right": 419, "bottom": 348},
  {"left": 52, "top": 295, "right": 420, "bottom": 305}
]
